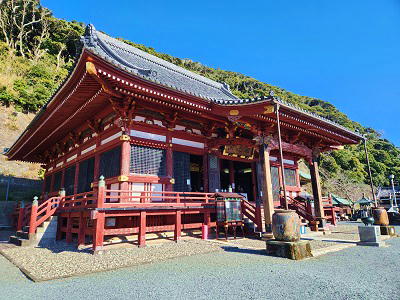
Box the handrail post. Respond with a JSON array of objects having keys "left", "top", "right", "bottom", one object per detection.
[
  {"left": 17, "top": 201, "right": 25, "bottom": 231},
  {"left": 97, "top": 176, "right": 105, "bottom": 208},
  {"left": 59, "top": 188, "right": 65, "bottom": 208},
  {"left": 28, "top": 196, "right": 39, "bottom": 235}
]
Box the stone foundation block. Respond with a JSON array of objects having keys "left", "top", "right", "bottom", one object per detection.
[
  {"left": 266, "top": 240, "right": 313, "bottom": 260},
  {"left": 357, "top": 226, "right": 386, "bottom": 247}
]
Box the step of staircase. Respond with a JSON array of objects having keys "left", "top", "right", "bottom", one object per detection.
[
  {"left": 9, "top": 235, "right": 35, "bottom": 247},
  {"left": 16, "top": 230, "right": 30, "bottom": 239},
  {"left": 10, "top": 216, "right": 58, "bottom": 247}
]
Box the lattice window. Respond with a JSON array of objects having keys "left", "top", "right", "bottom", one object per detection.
[
  {"left": 64, "top": 166, "right": 76, "bottom": 196},
  {"left": 284, "top": 168, "right": 297, "bottom": 187},
  {"left": 78, "top": 157, "right": 95, "bottom": 193},
  {"left": 173, "top": 151, "right": 190, "bottom": 192},
  {"left": 100, "top": 146, "right": 121, "bottom": 179},
  {"left": 130, "top": 145, "right": 166, "bottom": 176},
  {"left": 53, "top": 171, "right": 62, "bottom": 192},
  {"left": 270, "top": 166, "right": 280, "bottom": 202}
]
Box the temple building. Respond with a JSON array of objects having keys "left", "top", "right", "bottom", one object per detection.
[{"left": 6, "top": 25, "right": 363, "bottom": 251}]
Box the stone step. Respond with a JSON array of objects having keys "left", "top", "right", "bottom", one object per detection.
[
  {"left": 16, "top": 230, "right": 30, "bottom": 239},
  {"left": 9, "top": 235, "right": 33, "bottom": 247}
]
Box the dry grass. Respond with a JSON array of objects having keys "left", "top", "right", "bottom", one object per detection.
[{"left": 0, "top": 105, "right": 41, "bottom": 179}]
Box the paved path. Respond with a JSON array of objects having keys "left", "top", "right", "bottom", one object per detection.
[{"left": 1, "top": 236, "right": 399, "bottom": 299}]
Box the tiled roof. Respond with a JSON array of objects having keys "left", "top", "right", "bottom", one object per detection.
[
  {"left": 80, "top": 25, "right": 362, "bottom": 139},
  {"left": 81, "top": 24, "right": 238, "bottom": 102}
]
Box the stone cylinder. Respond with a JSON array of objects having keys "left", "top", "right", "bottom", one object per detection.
[
  {"left": 272, "top": 209, "right": 301, "bottom": 242},
  {"left": 372, "top": 207, "right": 389, "bottom": 226}
]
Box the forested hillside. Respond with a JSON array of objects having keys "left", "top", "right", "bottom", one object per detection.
[{"left": 0, "top": 0, "right": 399, "bottom": 197}]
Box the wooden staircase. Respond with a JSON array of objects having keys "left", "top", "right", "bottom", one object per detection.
[
  {"left": 9, "top": 216, "right": 58, "bottom": 246},
  {"left": 241, "top": 196, "right": 336, "bottom": 233},
  {"left": 10, "top": 196, "right": 61, "bottom": 247}
]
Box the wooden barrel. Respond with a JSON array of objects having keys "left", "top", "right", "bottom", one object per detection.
[
  {"left": 272, "top": 209, "right": 301, "bottom": 242},
  {"left": 372, "top": 207, "right": 389, "bottom": 226}
]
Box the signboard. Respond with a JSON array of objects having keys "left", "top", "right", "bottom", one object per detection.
[{"left": 223, "top": 145, "right": 254, "bottom": 159}]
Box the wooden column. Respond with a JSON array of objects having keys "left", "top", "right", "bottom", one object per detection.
[
  {"left": 66, "top": 212, "right": 72, "bottom": 243},
  {"left": 174, "top": 210, "right": 182, "bottom": 241},
  {"left": 166, "top": 131, "right": 173, "bottom": 191},
  {"left": 229, "top": 160, "right": 235, "bottom": 191},
  {"left": 93, "top": 176, "right": 105, "bottom": 252},
  {"left": 138, "top": 211, "right": 146, "bottom": 247},
  {"left": 260, "top": 144, "right": 275, "bottom": 232},
  {"left": 275, "top": 104, "right": 288, "bottom": 210},
  {"left": 93, "top": 212, "right": 105, "bottom": 251},
  {"left": 310, "top": 155, "right": 325, "bottom": 222},
  {"left": 120, "top": 134, "right": 131, "bottom": 196},
  {"left": 93, "top": 136, "right": 101, "bottom": 181}
]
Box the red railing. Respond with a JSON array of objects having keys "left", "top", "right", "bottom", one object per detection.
[
  {"left": 58, "top": 191, "right": 97, "bottom": 211},
  {"left": 322, "top": 195, "right": 338, "bottom": 226},
  {"left": 101, "top": 189, "right": 215, "bottom": 208},
  {"left": 28, "top": 196, "right": 61, "bottom": 234},
  {"left": 241, "top": 199, "right": 262, "bottom": 231},
  {"left": 286, "top": 196, "right": 316, "bottom": 222},
  {"left": 17, "top": 190, "right": 97, "bottom": 234}
]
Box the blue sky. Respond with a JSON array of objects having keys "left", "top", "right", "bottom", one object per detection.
[{"left": 43, "top": 0, "right": 400, "bottom": 146}]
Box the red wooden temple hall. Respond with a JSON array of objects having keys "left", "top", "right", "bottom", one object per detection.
[{"left": 6, "top": 25, "right": 363, "bottom": 250}]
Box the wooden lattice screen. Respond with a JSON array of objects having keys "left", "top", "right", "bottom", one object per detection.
[
  {"left": 130, "top": 145, "right": 166, "bottom": 176},
  {"left": 271, "top": 166, "right": 280, "bottom": 202},
  {"left": 173, "top": 151, "right": 190, "bottom": 192},
  {"left": 64, "top": 165, "right": 76, "bottom": 196},
  {"left": 100, "top": 146, "right": 121, "bottom": 179},
  {"left": 208, "top": 155, "right": 220, "bottom": 192},
  {"left": 78, "top": 157, "right": 95, "bottom": 193}
]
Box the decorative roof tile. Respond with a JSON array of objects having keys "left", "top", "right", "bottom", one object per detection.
[{"left": 82, "top": 25, "right": 238, "bottom": 102}]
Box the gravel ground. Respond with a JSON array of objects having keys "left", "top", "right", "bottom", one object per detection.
[
  {"left": 328, "top": 224, "right": 361, "bottom": 241},
  {"left": 0, "top": 236, "right": 399, "bottom": 299},
  {"left": 0, "top": 222, "right": 391, "bottom": 283},
  {"left": 1, "top": 239, "right": 223, "bottom": 281}
]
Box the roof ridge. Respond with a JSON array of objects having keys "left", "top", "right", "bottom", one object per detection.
[{"left": 83, "top": 24, "right": 236, "bottom": 98}]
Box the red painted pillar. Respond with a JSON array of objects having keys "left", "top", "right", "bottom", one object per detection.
[
  {"left": 166, "top": 131, "right": 173, "bottom": 191},
  {"left": 202, "top": 211, "right": 210, "bottom": 240},
  {"left": 120, "top": 135, "right": 131, "bottom": 199},
  {"left": 93, "top": 212, "right": 105, "bottom": 251},
  {"left": 28, "top": 197, "right": 38, "bottom": 235},
  {"left": 93, "top": 137, "right": 101, "bottom": 182},
  {"left": 138, "top": 211, "right": 147, "bottom": 247},
  {"left": 66, "top": 212, "right": 72, "bottom": 243},
  {"left": 174, "top": 210, "right": 182, "bottom": 242}
]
